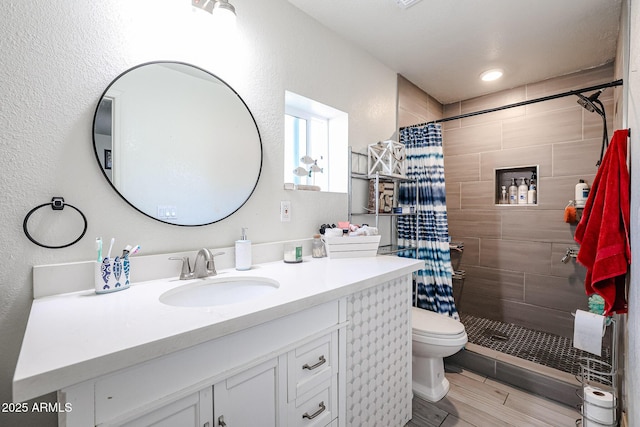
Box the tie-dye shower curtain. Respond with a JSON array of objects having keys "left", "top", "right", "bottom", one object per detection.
[{"left": 397, "top": 123, "right": 459, "bottom": 319}]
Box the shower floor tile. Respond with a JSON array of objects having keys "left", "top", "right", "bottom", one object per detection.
[{"left": 459, "top": 314, "right": 611, "bottom": 376}]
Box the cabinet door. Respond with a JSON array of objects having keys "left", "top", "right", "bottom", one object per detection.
[
  {"left": 214, "top": 358, "right": 279, "bottom": 427},
  {"left": 114, "top": 387, "right": 212, "bottom": 427}
]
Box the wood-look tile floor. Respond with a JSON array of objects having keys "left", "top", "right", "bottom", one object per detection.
[{"left": 408, "top": 369, "right": 579, "bottom": 427}]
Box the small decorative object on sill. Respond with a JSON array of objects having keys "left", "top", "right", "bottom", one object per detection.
[
  {"left": 311, "top": 234, "right": 326, "bottom": 258},
  {"left": 367, "top": 140, "right": 406, "bottom": 178},
  {"left": 368, "top": 180, "right": 394, "bottom": 213}
]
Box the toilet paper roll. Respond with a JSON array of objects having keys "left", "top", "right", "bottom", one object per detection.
[
  {"left": 573, "top": 309, "right": 606, "bottom": 356},
  {"left": 583, "top": 386, "right": 614, "bottom": 425}
]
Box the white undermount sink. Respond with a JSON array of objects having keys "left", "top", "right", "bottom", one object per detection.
[{"left": 159, "top": 276, "right": 280, "bottom": 307}]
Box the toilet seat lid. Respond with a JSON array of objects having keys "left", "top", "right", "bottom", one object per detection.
[{"left": 411, "top": 307, "right": 465, "bottom": 336}]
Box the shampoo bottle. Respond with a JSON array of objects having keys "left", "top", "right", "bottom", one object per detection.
[
  {"left": 575, "top": 180, "right": 589, "bottom": 208},
  {"left": 235, "top": 227, "right": 251, "bottom": 271},
  {"left": 517, "top": 177, "right": 528, "bottom": 204},
  {"left": 508, "top": 178, "right": 518, "bottom": 204},
  {"left": 527, "top": 172, "right": 537, "bottom": 204}
]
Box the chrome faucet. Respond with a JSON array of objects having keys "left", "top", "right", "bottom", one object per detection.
[{"left": 170, "top": 249, "right": 225, "bottom": 280}]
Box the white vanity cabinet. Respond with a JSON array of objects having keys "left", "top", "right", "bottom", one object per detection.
[
  {"left": 58, "top": 301, "right": 344, "bottom": 427},
  {"left": 17, "top": 256, "right": 423, "bottom": 427},
  {"left": 213, "top": 358, "right": 279, "bottom": 427},
  {"left": 285, "top": 331, "right": 339, "bottom": 426},
  {"left": 114, "top": 388, "right": 213, "bottom": 427}
]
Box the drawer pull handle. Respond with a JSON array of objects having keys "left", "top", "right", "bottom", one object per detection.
[
  {"left": 302, "top": 355, "right": 326, "bottom": 371},
  {"left": 218, "top": 415, "right": 226, "bottom": 426},
  {"left": 302, "top": 401, "right": 326, "bottom": 420}
]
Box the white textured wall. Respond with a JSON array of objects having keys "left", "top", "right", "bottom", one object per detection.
[{"left": 0, "top": 1, "right": 397, "bottom": 425}]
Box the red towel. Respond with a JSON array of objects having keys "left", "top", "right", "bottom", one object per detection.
[{"left": 574, "top": 129, "right": 630, "bottom": 315}]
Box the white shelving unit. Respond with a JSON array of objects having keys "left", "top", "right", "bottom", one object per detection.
[
  {"left": 576, "top": 319, "right": 618, "bottom": 427},
  {"left": 348, "top": 147, "right": 419, "bottom": 256}
]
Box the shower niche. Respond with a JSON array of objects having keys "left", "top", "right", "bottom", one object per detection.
[{"left": 495, "top": 165, "right": 539, "bottom": 206}]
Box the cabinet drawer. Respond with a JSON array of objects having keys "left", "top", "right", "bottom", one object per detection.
[
  {"left": 289, "top": 377, "right": 336, "bottom": 427},
  {"left": 288, "top": 331, "right": 337, "bottom": 401}
]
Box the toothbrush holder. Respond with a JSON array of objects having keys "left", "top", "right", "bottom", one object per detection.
[{"left": 95, "top": 255, "right": 131, "bottom": 294}]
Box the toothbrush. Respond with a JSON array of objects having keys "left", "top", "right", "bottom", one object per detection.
[
  {"left": 130, "top": 245, "right": 141, "bottom": 256},
  {"left": 122, "top": 245, "right": 132, "bottom": 257},
  {"left": 106, "top": 237, "right": 115, "bottom": 260},
  {"left": 96, "top": 237, "right": 103, "bottom": 262}
]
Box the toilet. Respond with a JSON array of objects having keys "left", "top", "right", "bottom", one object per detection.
[{"left": 411, "top": 306, "right": 468, "bottom": 402}]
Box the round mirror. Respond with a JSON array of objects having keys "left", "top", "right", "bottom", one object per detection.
[{"left": 93, "top": 62, "right": 262, "bottom": 226}]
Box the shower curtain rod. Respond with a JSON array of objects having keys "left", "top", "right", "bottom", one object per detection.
[{"left": 406, "top": 79, "right": 623, "bottom": 127}]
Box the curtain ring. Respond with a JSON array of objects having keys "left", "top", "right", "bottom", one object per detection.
[{"left": 23, "top": 197, "right": 88, "bottom": 249}]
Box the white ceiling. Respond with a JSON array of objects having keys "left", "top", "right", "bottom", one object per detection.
[{"left": 287, "top": 0, "right": 622, "bottom": 104}]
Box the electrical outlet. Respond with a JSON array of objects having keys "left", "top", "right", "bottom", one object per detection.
[{"left": 280, "top": 201, "right": 291, "bottom": 222}]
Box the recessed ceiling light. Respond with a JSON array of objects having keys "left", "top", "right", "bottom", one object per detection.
[{"left": 480, "top": 69, "right": 503, "bottom": 82}]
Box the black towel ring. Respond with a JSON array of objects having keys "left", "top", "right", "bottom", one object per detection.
[{"left": 23, "top": 197, "right": 88, "bottom": 249}]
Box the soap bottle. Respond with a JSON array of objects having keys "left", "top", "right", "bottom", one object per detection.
[
  {"left": 508, "top": 178, "right": 518, "bottom": 204},
  {"left": 527, "top": 172, "right": 537, "bottom": 204},
  {"left": 500, "top": 186, "right": 508, "bottom": 204},
  {"left": 517, "top": 177, "right": 528, "bottom": 204},
  {"left": 575, "top": 180, "right": 589, "bottom": 208},
  {"left": 235, "top": 227, "right": 251, "bottom": 271}
]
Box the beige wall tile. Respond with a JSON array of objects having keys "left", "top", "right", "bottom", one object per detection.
[
  {"left": 525, "top": 89, "right": 614, "bottom": 118},
  {"left": 449, "top": 236, "right": 480, "bottom": 267},
  {"left": 446, "top": 181, "right": 461, "bottom": 210},
  {"left": 444, "top": 153, "right": 480, "bottom": 183},
  {"left": 428, "top": 94, "right": 444, "bottom": 121},
  {"left": 553, "top": 138, "right": 602, "bottom": 177},
  {"left": 443, "top": 103, "right": 461, "bottom": 130},
  {"left": 460, "top": 87, "right": 526, "bottom": 127},
  {"left": 443, "top": 122, "right": 502, "bottom": 156},
  {"left": 480, "top": 239, "right": 552, "bottom": 275},
  {"left": 480, "top": 145, "right": 552, "bottom": 180},
  {"left": 462, "top": 87, "right": 527, "bottom": 114},
  {"left": 524, "top": 273, "right": 589, "bottom": 312},
  {"left": 397, "top": 74, "right": 444, "bottom": 127},
  {"left": 447, "top": 210, "right": 501, "bottom": 239},
  {"left": 537, "top": 175, "right": 597, "bottom": 209},
  {"left": 461, "top": 106, "right": 526, "bottom": 128},
  {"left": 461, "top": 181, "right": 496, "bottom": 209},
  {"left": 526, "top": 64, "right": 615, "bottom": 100},
  {"left": 502, "top": 108, "right": 583, "bottom": 149},
  {"left": 398, "top": 75, "right": 428, "bottom": 116},
  {"left": 456, "top": 265, "right": 525, "bottom": 317},
  {"left": 460, "top": 265, "right": 525, "bottom": 302},
  {"left": 501, "top": 301, "right": 575, "bottom": 338},
  {"left": 583, "top": 98, "right": 615, "bottom": 140},
  {"left": 398, "top": 108, "right": 426, "bottom": 128},
  {"left": 501, "top": 210, "right": 575, "bottom": 243},
  {"left": 550, "top": 243, "right": 588, "bottom": 279}
]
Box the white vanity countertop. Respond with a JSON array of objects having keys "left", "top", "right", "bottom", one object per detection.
[{"left": 14, "top": 255, "right": 423, "bottom": 402}]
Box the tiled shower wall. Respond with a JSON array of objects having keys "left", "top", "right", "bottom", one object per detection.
[{"left": 398, "top": 64, "right": 617, "bottom": 338}]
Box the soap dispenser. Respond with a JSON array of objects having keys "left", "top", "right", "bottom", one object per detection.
[
  {"left": 235, "top": 227, "right": 251, "bottom": 271},
  {"left": 517, "top": 177, "right": 528, "bottom": 204},
  {"left": 508, "top": 178, "right": 518, "bottom": 204}
]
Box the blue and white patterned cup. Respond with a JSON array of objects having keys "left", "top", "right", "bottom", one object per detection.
[{"left": 94, "top": 255, "right": 131, "bottom": 294}]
